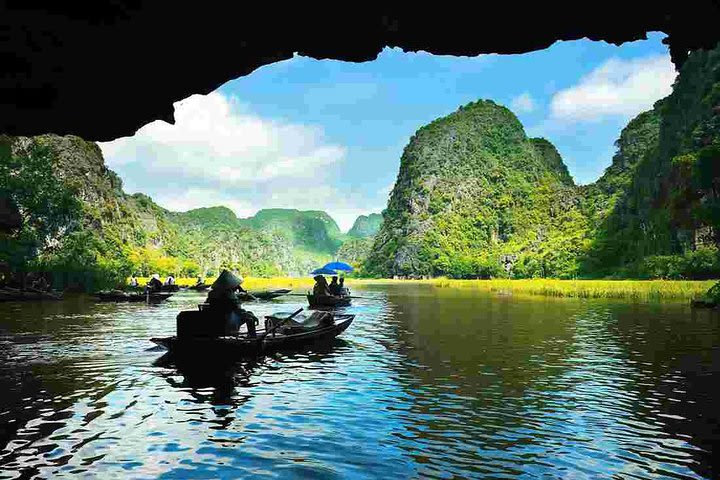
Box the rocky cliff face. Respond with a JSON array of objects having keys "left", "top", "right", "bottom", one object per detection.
[
  {"left": 365, "top": 100, "right": 587, "bottom": 278},
  {"left": 582, "top": 43, "right": 720, "bottom": 277}
]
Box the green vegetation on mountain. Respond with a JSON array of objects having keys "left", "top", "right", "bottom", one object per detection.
[
  {"left": 364, "top": 100, "right": 589, "bottom": 278},
  {"left": 582, "top": 45, "right": 720, "bottom": 279},
  {"left": 240, "top": 208, "right": 344, "bottom": 255},
  {"left": 347, "top": 213, "right": 383, "bottom": 238}
]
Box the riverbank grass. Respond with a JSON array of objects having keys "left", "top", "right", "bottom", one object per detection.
[
  {"left": 422, "top": 278, "right": 715, "bottom": 301},
  {"left": 132, "top": 276, "right": 714, "bottom": 301}
]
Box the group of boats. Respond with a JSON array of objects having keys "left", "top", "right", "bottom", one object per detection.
[
  {"left": 91, "top": 287, "right": 297, "bottom": 303},
  {"left": 149, "top": 270, "right": 356, "bottom": 359},
  {"left": 3, "top": 263, "right": 358, "bottom": 360}
]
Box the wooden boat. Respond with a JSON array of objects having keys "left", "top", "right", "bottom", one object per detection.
[
  {"left": 0, "top": 288, "right": 63, "bottom": 302},
  {"left": 94, "top": 291, "right": 174, "bottom": 303},
  {"left": 307, "top": 294, "right": 351, "bottom": 308},
  {"left": 239, "top": 289, "right": 292, "bottom": 301},
  {"left": 161, "top": 284, "right": 181, "bottom": 293},
  {"left": 151, "top": 311, "right": 354, "bottom": 357},
  {"left": 187, "top": 284, "right": 210, "bottom": 291}
]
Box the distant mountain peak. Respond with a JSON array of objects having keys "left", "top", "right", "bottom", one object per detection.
[{"left": 347, "top": 213, "right": 383, "bottom": 238}]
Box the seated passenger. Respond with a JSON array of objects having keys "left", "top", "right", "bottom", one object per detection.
[
  {"left": 338, "top": 277, "right": 349, "bottom": 296},
  {"left": 328, "top": 276, "right": 341, "bottom": 296},
  {"left": 312, "top": 275, "right": 331, "bottom": 297}
]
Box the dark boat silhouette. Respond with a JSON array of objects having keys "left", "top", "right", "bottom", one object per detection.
[{"left": 151, "top": 311, "right": 354, "bottom": 358}]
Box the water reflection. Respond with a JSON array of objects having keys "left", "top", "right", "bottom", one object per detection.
[{"left": 0, "top": 286, "right": 718, "bottom": 478}]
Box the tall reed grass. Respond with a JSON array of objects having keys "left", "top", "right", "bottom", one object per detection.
[{"left": 131, "top": 276, "right": 715, "bottom": 301}]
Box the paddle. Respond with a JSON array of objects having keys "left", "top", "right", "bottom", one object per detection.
[{"left": 260, "top": 307, "right": 304, "bottom": 339}]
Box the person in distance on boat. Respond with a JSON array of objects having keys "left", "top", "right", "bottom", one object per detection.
[
  {"left": 129, "top": 274, "right": 139, "bottom": 287},
  {"left": 328, "top": 276, "right": 341, "bottom": 296},
  {"left": 338, "top": 277, "right": 349, "bottom": 296},
  {"left": 195, "top": 275, "right": 205, "bottom": 286},
  {"left": 206, "top": 269, "right": 257, "bottom": 337},
  {"left": 164, "top": 274, "right": 176, "bottom": 286},
  {"left": 31, "top": 275, "right": 49, "bottom": 292},
  {"left": 313, "top": 275, "right": 332, "bottom": 298},
  {"left": 146, "top": 273, "right": 163, "bottom": 293}
]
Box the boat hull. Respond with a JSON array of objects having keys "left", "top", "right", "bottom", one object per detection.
[
  {"left": 151, "top": 315, "right": 354, "bottom": 358},
  {"left": 94, "top": 292, "right": 174, "bottom": 303},
  {"left": 187, "top": 284, "right": 210, "bottom": 291},
  {"left": 307, "top": 294, "right": 351, "bottom": 308},
  {"left": 244, "top": 289, "right": 292, "bottom": 301},
  {"left": 0, "top": 289, "right": 63, "bottom": 302}
]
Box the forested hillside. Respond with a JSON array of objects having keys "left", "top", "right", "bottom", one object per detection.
[
  {"left": 0, "top": 137, "right": 346, "bottom": 289},
  {"left": 364, "top": 100, "right": 588, "bottom": 278},
  {"left": 582, "top": 45, "right": 720, "bottom": 279},
  {"left": 347, "top": 213, "right": 383, "bottom": 238}
]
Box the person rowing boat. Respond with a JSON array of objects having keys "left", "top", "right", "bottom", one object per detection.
[{"left": 205, "top": 270, "right": 258, "bottom": 337}]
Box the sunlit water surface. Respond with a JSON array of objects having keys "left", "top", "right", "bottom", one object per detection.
[{"left": 0, "top": 285, "right": 718, "bottom": 479}]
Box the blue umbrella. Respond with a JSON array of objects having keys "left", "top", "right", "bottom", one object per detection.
[
  {"left": 311, "top": 267, "right": 338, "bottom": 275},
  {"left": 322, "top": 261, "right": 354, "bottom": 272}
]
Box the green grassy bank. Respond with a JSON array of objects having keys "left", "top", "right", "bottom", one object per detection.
[{"left": 135, "top": 276, "right": 715, "bottom": 302}]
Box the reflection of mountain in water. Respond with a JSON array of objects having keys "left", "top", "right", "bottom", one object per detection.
[{"left": 373, "top": 284, "right": 720, "bottom": 479}]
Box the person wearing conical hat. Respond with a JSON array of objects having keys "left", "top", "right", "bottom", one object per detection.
[{"left": 206, "top": 269, "right": 257, "bottom": 337}]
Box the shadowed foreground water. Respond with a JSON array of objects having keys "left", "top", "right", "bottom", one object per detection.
[{"left": 0, "top": 284, "right": 718, "bottom": 478}]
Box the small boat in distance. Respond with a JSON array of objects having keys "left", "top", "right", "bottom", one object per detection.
[
  {"left": 94, "top": 291, "right": 174, "bottom": 303},
  {"left": 238, "top": 289, "right": 292, "bottom": 301},
  {"left": 187, "top": 284, "right": 210, "bottom": 292},
  {"left": 307, "top": 294, "right": 351, "bottom": 308},
  {"left": 0, "top": 288, "right": 63, "bottom": 302}
]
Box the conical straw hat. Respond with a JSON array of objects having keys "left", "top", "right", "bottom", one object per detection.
[{"left": 212, "top": 269, "right": 242, "bottom": 291}]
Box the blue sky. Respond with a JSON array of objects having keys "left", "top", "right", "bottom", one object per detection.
[{"left": 101, "top": 32, "right": 676, "bottom": 231}]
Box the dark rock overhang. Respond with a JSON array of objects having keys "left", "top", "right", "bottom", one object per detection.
[{"left": 1, "top": 2, "right": 719, "bottom": 141}]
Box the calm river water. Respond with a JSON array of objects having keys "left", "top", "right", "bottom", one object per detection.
[{"left": 0, "top": 284, "right": 718, "bottom": 479}]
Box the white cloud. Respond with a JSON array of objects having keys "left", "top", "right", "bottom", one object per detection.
[
  {"left": 99, "top": 92, "right": 379, "bottom": 231},
  {"left": 549, "top": 54, "right": 676, "bottom": 122},
  {"left": 101, "top": 92, "right": 344, "bottom": 185},
  {"left": 510, "top": 92, "right": 535, "bottom": 113}
]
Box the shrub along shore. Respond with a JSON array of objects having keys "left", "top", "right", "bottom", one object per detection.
[{"left": 135, "top": 277, "right": 716, "bottom": 302}]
